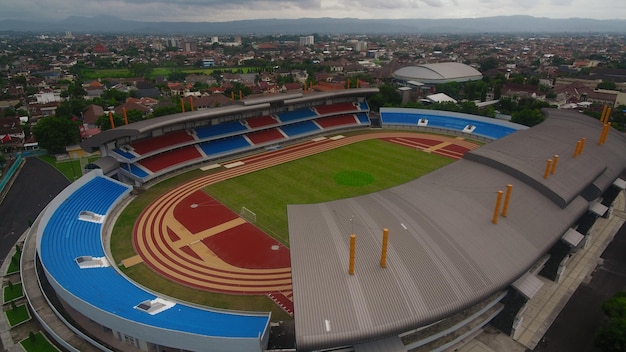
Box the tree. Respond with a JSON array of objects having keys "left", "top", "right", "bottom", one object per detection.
[
  {"left": 62, "top": 81, "right": 87, "bottom": 100},
  {"left": 597, "top": 81, "right": 617, "bottom": 91},
  {"left": 367, "top": 84, "right": 402, "bottom": 111},
  {"left": 479, "top": 57, "right": 499, "bottom": 72},
  {"left": 32, "top": 117, "right": 81, "bottom": 154},
  {"left": 152, "top": 105, "right": 180, "bottom": 118},
  {"left": 128, "top": 62, "right": 154, "bottom": 79},
  {"left": 595, "top": 292, "right": 626, "bottom": 352},
  {"left": 96, "top": 113, "right": 125, "bottom": 131},
  {"left": 167, "top": 69, "right": 187, "bottom": 82},
  {"left": 2, "top": 107, "right": 16, "bottom": 117},
  {"left": 224, "top": 82, "right": 252, "bottom": 99},
  {"left": 55, "top": 99, "right": 89, "bottom": 119},
  {"left": 511, "top": 108, "right": 544, "bottom": 127}
]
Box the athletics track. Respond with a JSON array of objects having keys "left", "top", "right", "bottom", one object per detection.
[{"left": 126, "top": 132, "right": 479, "bottom": 316}]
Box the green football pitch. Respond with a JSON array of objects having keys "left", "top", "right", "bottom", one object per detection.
[{"left": 203, "top": 138, "right": 453, "bottom": 245}]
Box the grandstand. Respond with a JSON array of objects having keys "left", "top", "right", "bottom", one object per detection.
[
  {"left": 82, "top": 89, "right": 377, "bottom": 185},
  {"left": 25, "top": 86, "right": 626, "bottom": 352},
  {"left": 35, "top": 170, "right": 271, "bottom": 352},
  {"left": 380, "top": 107, "right": 528, "bottom": 141}
]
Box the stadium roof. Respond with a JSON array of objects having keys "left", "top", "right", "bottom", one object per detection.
[
  {"left": 392, "top": 62, "right": 482, "bottom": 84},
  {"left": 288, "top": 109, "right": 626, "bottom": 350}
]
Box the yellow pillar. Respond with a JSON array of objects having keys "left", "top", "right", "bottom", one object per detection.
[
  {"left": 604, "top": 107, "right": 612, "bottom": 123},
  {"left": 189, "top": 97, "right": 194, "bottom": 111},
  {"left": 349, "top": 234, "right": 356, "bottom": 275},
  {"left": 580, "top": 137, "right": 586, "bottom": 153},
  {"left": 598, "top": 122, "right": 611, "bottom": 144},
  {"left": 380, "top": 228, "right": 389, "bottom": 268},
  {"left": 551, "top": 155, "right": 559, "bottom": 174},
  {"left": 180, "top": 98, "right": 185, "bottom": 112},
  {"left": 600, "top": 105, "right": 608, "bottom": 123},
  {"left": 493, "top": 190, "right": 503, "bottom": 224},
  {"left": 599, "top": 124, "right": 608, "bottom": 145},
  {"left": 231, "top": 91, "right": 235, "bottom": 101},
  {"left": 108, "top": 111, "right": 115, "bottom": 129},
  {"left": 544, "top": 159, "right": 553, "bottom": 179},
  {"left": 502, "top": 184, "right": 513, "bottom": 217},
  {"left": 574, "top": 140, "right": 581, "bottom": 157},
  {"left": 122, "top": 107, "right": 128, "bottom": 125},
  {"left": 239, "top": 90, "right": 243, "bottom": 100}
]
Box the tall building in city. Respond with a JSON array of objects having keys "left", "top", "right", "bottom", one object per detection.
[{"left": 299, "top": 35, "right": 314, "bottom": 46}]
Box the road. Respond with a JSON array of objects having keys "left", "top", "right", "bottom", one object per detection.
[{"left": 0, "top": 157, "right": 69, "bottom": 262}]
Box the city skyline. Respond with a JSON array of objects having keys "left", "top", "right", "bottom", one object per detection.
[{"left": 1, "top": 0, "right": 625, "bottom": 24}]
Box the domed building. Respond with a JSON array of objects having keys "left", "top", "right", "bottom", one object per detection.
[{"left": 393, "top": 62, "right": 483, "bottom": 85}]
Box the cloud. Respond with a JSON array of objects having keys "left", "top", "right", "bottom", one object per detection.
[{"left": 0, "top": 0, "right": 623, "bottom": 22}]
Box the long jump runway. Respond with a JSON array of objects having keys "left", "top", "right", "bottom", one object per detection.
[{"left": 125, "top": 132, "right": 478, "bottom": 316}]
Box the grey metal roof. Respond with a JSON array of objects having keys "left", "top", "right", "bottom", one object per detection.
[
  {"left": 354, "top": 336, "right": 406, "bottom": 352},
  {"left": 562, "top": 228, "right": 584, "bottom": 248},
  {"left": 288, "top": 109, "right": 626, "bottom": 351},
  {"left": 464, "top": 109, "right": 626, "bottom": 208},
  {"left": 589, "top": 201, "right": 608, "bottom": 216},
  {"left": 512, "top": 273, "right": 544, "bottom": 300},
  {"left": 283, "top": 88, "right": 379, "bottom": 105},
  {"left": 85, "top": 156, "right": 119, "bottom": 174}
]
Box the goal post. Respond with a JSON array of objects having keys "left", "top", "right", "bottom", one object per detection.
[{"left": 240, "top": 207, "right": 257, "bottom": 223}]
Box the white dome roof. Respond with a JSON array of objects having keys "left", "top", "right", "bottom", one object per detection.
[{"left": 393, "top": 62, "right": 482, "bottom": 84}]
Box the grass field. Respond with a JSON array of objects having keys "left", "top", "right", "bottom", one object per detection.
[
  {"left": 20, "top": 332, "right": 61, "bottom": 352},
  {"left": 39, "top": 155, "right": 99, "bottom": 181},
  {"left": 110, "top": 137, "right": 453, "bottom": 317}
]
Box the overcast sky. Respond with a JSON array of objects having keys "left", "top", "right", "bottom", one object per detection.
[{"left": 1, "top": 0, "right": 624, "bottom": 22}]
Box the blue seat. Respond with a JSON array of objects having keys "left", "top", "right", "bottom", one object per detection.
[
  {"left": 276, "top": 108, "right": 318, "bottom": 123},
  {"left": 280, "top": 120, "right": 321, "bottom": 137},
  {"left": 39, "top": 175, "right": 270, "bottom": 339},
  {"left": 194, "top": 121, "right": 248, "bottom": 139},
  {"left": 380, "top": 109, "right": 524, "bottom": 140},
  {"left": 357, "top": 112, "right": 370, "bottom": 124},
  {"left": 113, "top": 148, "right": 136, "bottom": 160},
  {"left": 199, "top": 136, "right": 251, "bottom": 157}
]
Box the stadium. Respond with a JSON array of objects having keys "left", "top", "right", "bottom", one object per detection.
[
  {"left": 21, "top": 87, "right": 626, "bottom": 352},
  {"left": 392, "top": 62, "right": 483, "bottom": 85}
]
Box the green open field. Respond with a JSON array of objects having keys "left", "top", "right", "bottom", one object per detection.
[{"left": 111, "top": 136, "right": 454, "bottom": 317}]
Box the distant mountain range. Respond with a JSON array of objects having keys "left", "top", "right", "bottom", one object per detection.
[{"left": 1, "top": 15, "right": 626, "bottom": 35}]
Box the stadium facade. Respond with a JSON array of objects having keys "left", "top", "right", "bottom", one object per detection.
[{"left": 22, "top": 88, "right": 626, "bottom": 352}]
